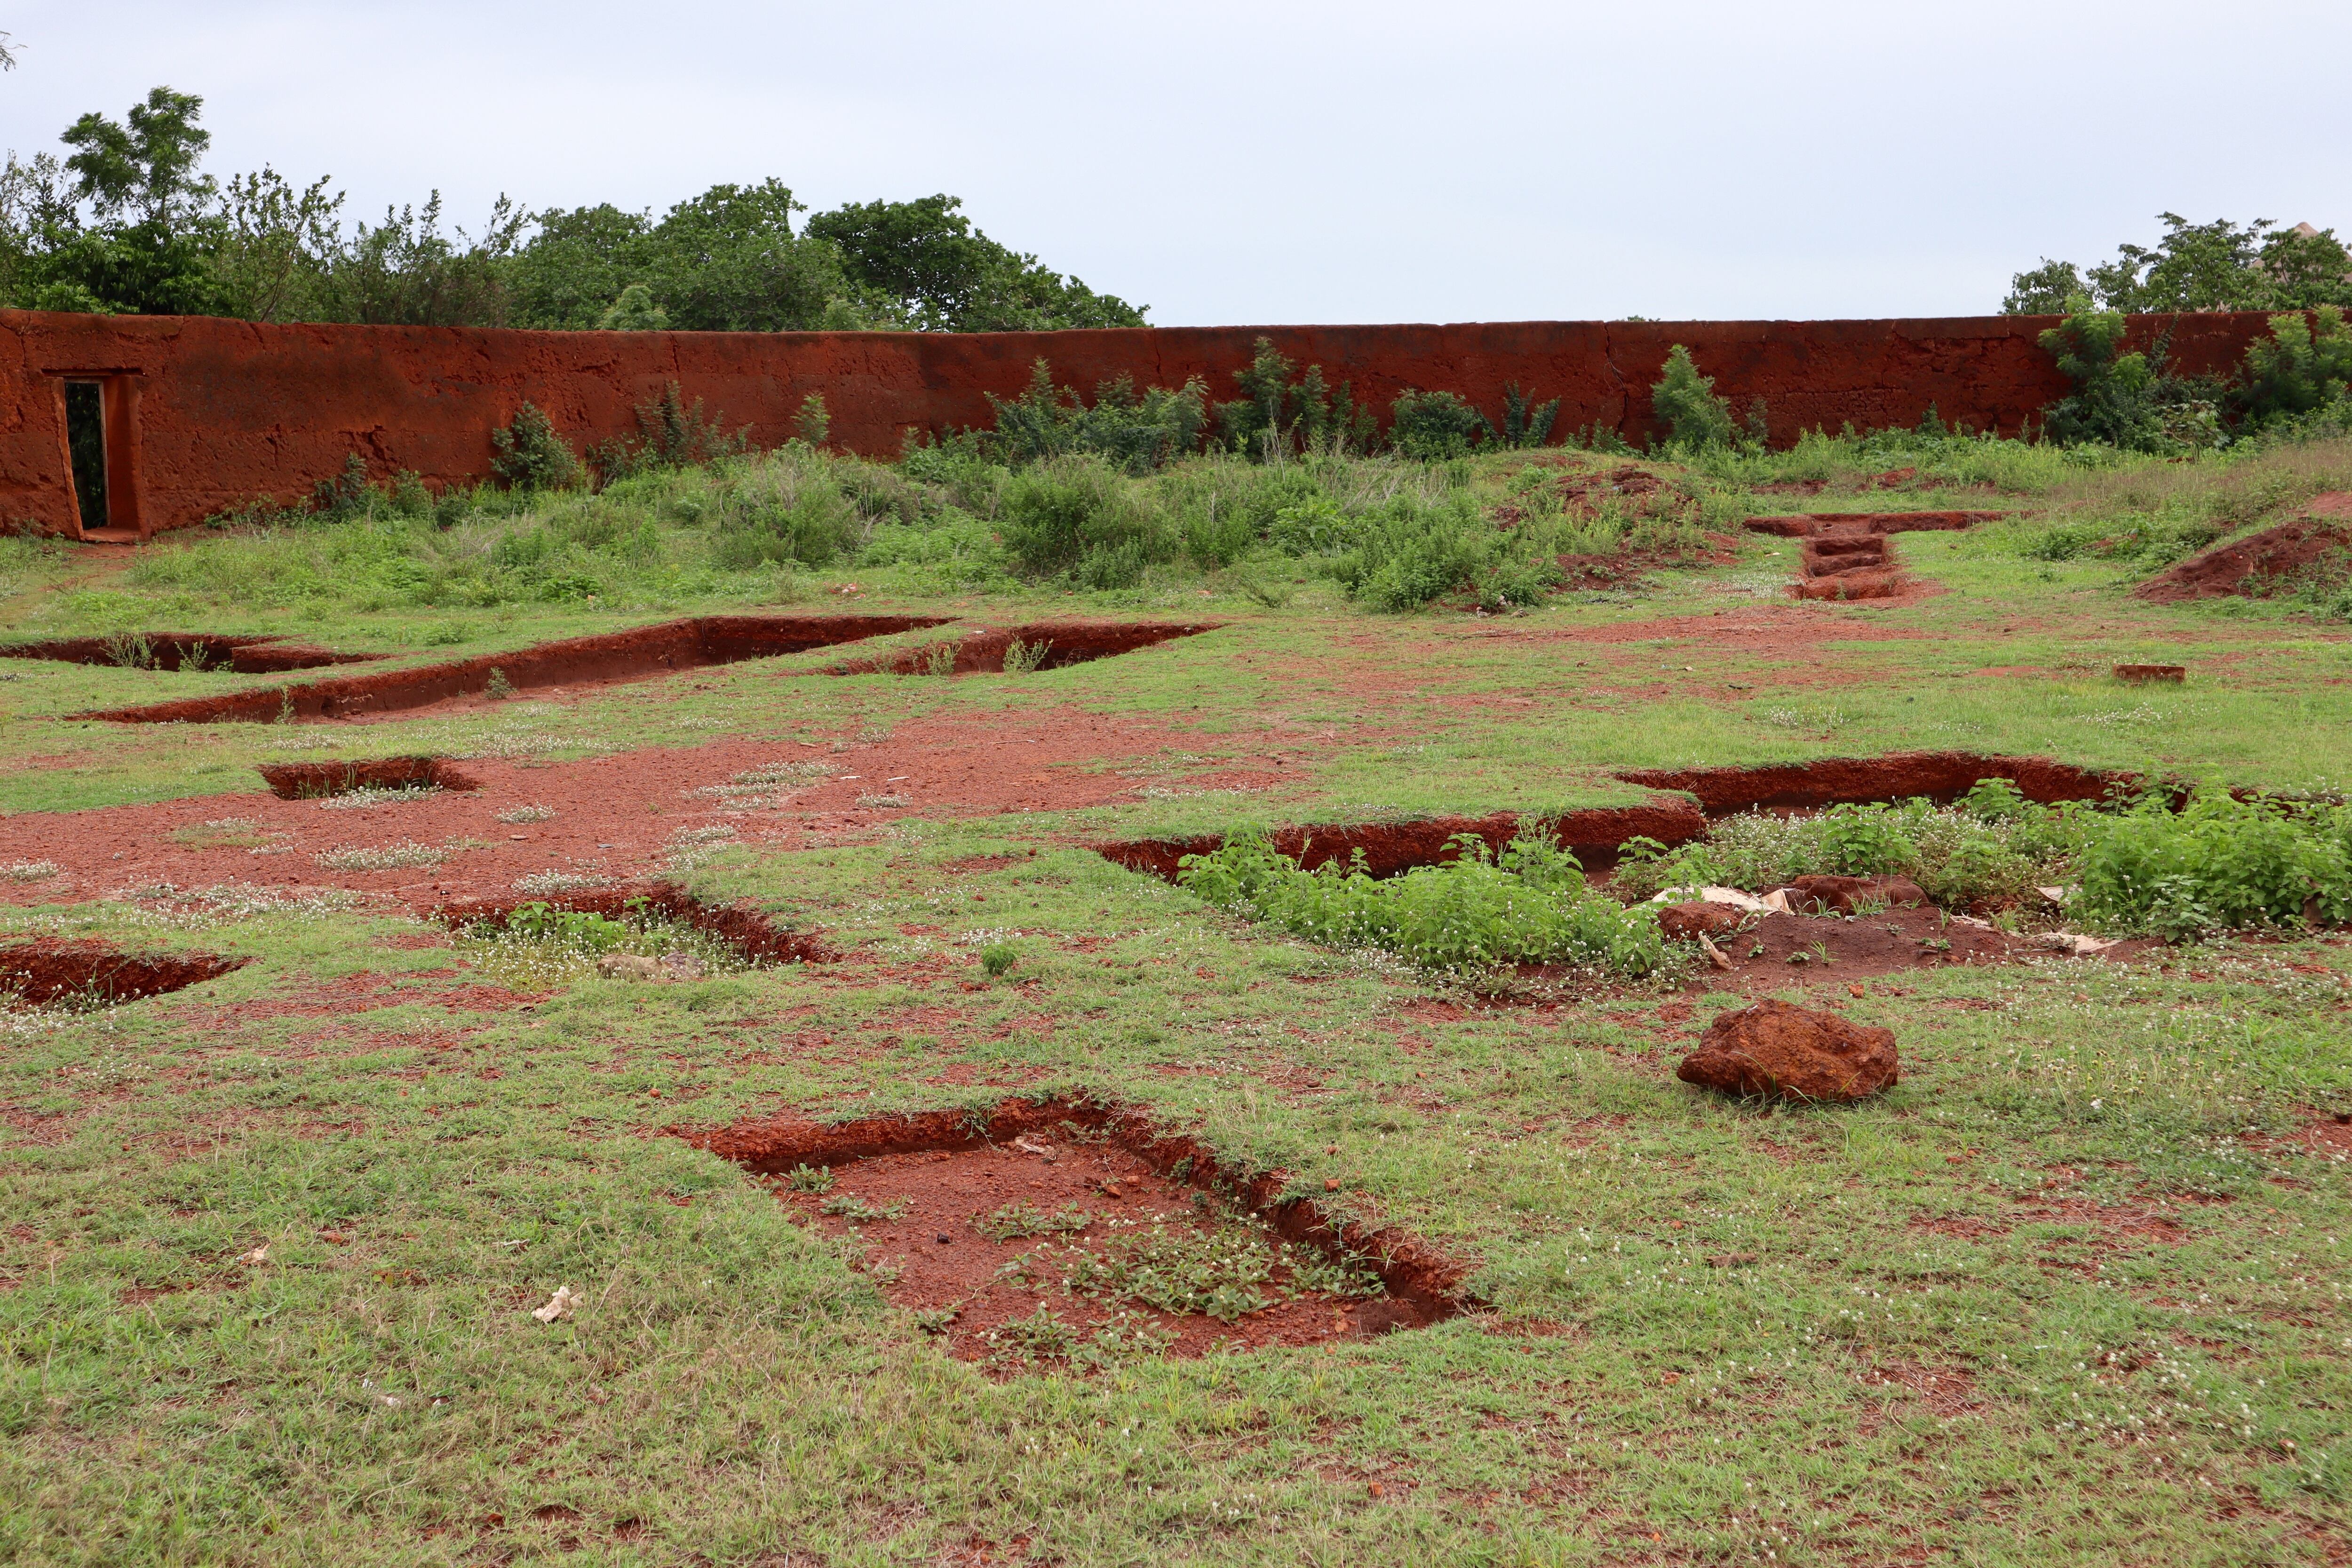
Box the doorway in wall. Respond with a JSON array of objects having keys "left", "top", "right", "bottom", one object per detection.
[{"left": 63, "top": 380, "right": 111, "bottom": 534}]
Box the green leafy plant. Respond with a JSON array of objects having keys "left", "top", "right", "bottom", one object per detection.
[
  {"left": 795, "top": 392, "right": 831, "bottom": 447},
  {"left": 1387, "top": 390, "right": 1493, "bottom": 461},
  {"left": 485, "top": 666, "right": 515, "bottom": 700},
  {"left": 2238, "top": 306, "right": 2352, "bottom": 429},
  {"left": 490, "top": 401, "right": 584, "bottom": 491},
  {"left": 1213, "top": 337, "right": 1377, "bottom": 459},
  {"left": 980, "top": 942, "right": 1019, "bottom": 978},
  {"left": 820, "top": 1193, "right": 907, "bottom": 1223},
  {"left": 1180, "top": 829, "right": 1665, "bottom": 974},
  {"left": 783, "top": 1164, "right": 834, "bottom": 1194},
  {"left": 2074, "top": 786, "right": 2352, "bottom": 939},
  {"left": 1648, "top": 345, "right": 1737, "bottom": 449},
  {"left": 985, "top": 359, "right": 1207, "bottom": 474},
  {"left": 1001, "top": 638, "right": 1050, "bottom": 674}
]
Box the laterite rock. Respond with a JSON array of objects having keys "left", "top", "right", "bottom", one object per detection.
[{"left": 1676, "top": 997, "right": 1899, "bottom": 1104}]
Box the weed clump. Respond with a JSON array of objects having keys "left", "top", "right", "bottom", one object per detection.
[
  {"left": 1179, "top": 830, "right": 1666, "bottom": 974},
  {"left": 1616, "top": 780, "right": 2086, "bottom": 912},
  {"left": 452, "top": 898, "right": 753, "bottom": 988}
]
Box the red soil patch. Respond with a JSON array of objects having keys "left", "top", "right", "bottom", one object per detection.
[
  {"left": 1094, "top": 801, "right": 1709, "bottom": 883},
  {"left": 683, "top": 1096, "right": 1473, "bottom": 1365},
  {"left": 73, "top": 614, "right": 951, "bottom": 724},
  {"left": 0, "top": 939, "right": 246, "bottom": 1006},
  {"left": 833, "top": 620, "right": 1216, "bottom": 675},
  {"left": 429, "top": 882, "right": 833, "bottom": 966},
  {"left": 0, "top": 633, "right": 379, "bottom": 674},
  {"left": 2114, "top": 664, "right": 2186, "bottom": 684},
  {"left": 0, "top": 706, "right": 1217, "bottom": 908},
  {"left": 2135, "top": 506, "right": 2352, "bottom": 604},
  {"left": 1635, "top": 904, "right": 2152, "bottom": 991},
  {"left": 257, "top": 756, "right": 480, "bottom": 799},
  {"left": 1613, "top": 750, "right": 2127, "bottom": 814}
]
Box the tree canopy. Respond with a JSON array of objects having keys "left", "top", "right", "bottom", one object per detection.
[
  {"left": 0, "top": 87, "right": 1147, "bottom": 333},
  {"left": 2004, "top": 214, "right": 2352, "bottom": 316}
]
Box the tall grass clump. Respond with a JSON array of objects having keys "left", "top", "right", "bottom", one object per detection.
[{"left": 1178, "top": 830, "right": 1667, "bottom": 974}]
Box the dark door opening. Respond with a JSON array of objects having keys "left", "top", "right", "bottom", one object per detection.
[{"left": 64, "top": 380, "right": 110, "bottom": 533}]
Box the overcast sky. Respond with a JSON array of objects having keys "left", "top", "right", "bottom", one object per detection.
[{"left": 7, "top": 1, "right": 2346, "bottom": 326}]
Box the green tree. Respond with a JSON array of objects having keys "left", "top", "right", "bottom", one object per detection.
[
  {"left": 806, "top": 193, "right": 1147, "bottom": 332},
  {"left": 2004, "top": 214, "right": 2352, "bottom": 315}
]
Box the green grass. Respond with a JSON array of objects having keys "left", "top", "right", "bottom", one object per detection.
[{"left": 3, "top": 430, "right": 2351, "bottom": 1563}]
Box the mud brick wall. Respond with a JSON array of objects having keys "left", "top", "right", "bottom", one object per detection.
[{"left": 0, "top": 308, "right": 2281, "bottom": 539}]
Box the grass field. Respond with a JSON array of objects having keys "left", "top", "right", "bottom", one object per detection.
[{"left": 3, "top": 433, "right": 2350, "bottom": 1565}]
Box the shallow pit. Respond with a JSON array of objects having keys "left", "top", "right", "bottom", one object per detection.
[
  {"left": 431, "top": 882, "right": 832, "bottom": 968},
  {"left": 1612, "top": 750, "right": 2128, "bottom": 816},
  {"left": 73, "top": 613, "right": 954, "bottom": 724},
  {"left": 258, "top": 756, "right": 481, "bottom": 799},
  {"left": 0, "top": 939, "right": 247, "bottom": 1007},
  {"left": 1097, "top": 803, "right": 1708, "bottom": 884},
  {"left": 685, "top": 1097, "right": 1470, "bottom": 1367},
  {"left": 1742, "top": 509, "right": 2005, "bottom": 539},
  {"left": 2, "top": 633, "right": 380, "bottom": 674},
  {"left": 833, "top": 620, "right": 1217, "bottom": 677}
]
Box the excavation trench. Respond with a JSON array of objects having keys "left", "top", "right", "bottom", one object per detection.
[
  {"left": 430, "top": 883, "right": 833, "bottom": 967},
  {"left": 1098, "top": 754, "right": 2127, "bottom": 885},
  {"left": 683, "top": 1095, "right": 1474, "bottom": 1365},
  {"left": 72, "top": 614, "right": 953, "bottom": 724},
  {"left": 0, "top": 940, "right": 247, "bottom": 1007},
  {"left": 257, "top": 756, "right": 481, "bottom": 799},
  {"left": 832, "top": 620, "right": 1218, "bottom": 676},
  {"left": 2, "top": 633, "right": 380, "bottom": 674},
  {"left": 1745, "top": 510, "right": 2004, "bottom": 602}
]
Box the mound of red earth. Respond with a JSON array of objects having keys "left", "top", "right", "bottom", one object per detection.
[
  {"left": 2135, "top": 494, "right": 2352, "bottom": 604},
  {"left": 1677, "top": 998, "right": 1899, "bottom": 1103},
  {"left": 1096, "top": 801, "right": 1711, "bottom": 883},
  {"left": 0, "top": 633, "right": 379, "bottom": 674},
  {"left": 73, "top": 613, "right": 951, "bottom": 724},
  {"left": 257, "top": 756, "right": 480, "bottom": 799},
  {"left": 682, "top": 1097, "right": 1470, "bottom": 1364},
  {"left": 430, "top": 883, "right": 833, "bottom": 966},
  {"left": 833, "top": 621, "right": 1216, "bottom": 676},
  {"left": 0, "top": 940, "right": 246, "bottom": 1006},
  {"left": 1613, "top": 750, "right": 2126, "bottom": 814}
]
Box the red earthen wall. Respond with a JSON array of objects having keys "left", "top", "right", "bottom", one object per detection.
[{"left": 1, "top": 308, "right": 2283, "bottom": 539}]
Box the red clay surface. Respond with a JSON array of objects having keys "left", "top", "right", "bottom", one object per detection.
[
  {"left": 2135, "top": 503, "right": 2352, "bottom": 604},
  {"left": 257, "top": 756, "right": 481, "bottom": 798},
  {"left": 0, "top": 707, "right": 1281, "bottom": 909},
  {"left": 1638, "top": 905, "right": 2154, "bottom": 991},
  {"left": 686, "top": 1097, "right": 1471, "bottom": 1365},
  {"left": 1742, "top": 510, "right": 2006, "bottom": 539},
  {"left": 0, "top": 633, "right": 379, "bottom": 674},
  {"left": 832, "top": 621, "right": 1218, "bottom": 675},
  {"left": 0, "top": 939, "right": 246, "bottom": 1006},
  {"left": 73, "top": 615, "right": 951, "bottom": 724}
]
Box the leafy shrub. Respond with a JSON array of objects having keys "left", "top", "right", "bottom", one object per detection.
[
  {"left": 1214, "top": 338, "right": 1378, "bottom": 459},
  {"left": 1334, "top": 492, "right": 1561, "bottom": 612},
  {"left": 589, "top": 381, "right": 747, "bottom": 481},
  {"left": 2074, "top": 787, "right": 2352, "bottom": 939},
  {"left": 1648, "top": 345, "right": 1738, "bottom": 449},
  {"left": 1498, "top": 382, "right": 1561, "bottom": 448},
  {"left": 1387, "top": 390, "right": 1493, "bottom": 461},
  {"left": 996, "top": 455, "right": 1173, "bottom": 584},
  {"left": 1615, "top": 781, "right": 2088, "bottom": 912},
  {"left": 491, "top": 401, "right": 585, "bottom": 491},
  {"left": 2238, "top": 306, "right": 2352, "bottom": 429},
  {"left": 985, "top": 360, "right": 1207, "bottom": 474},
  {"left": 1179, "top": 829, "right": 1666, "bottom": 974},
  {"left": 2036, "top": 302, "right": 2221, "bottom": 452}
]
